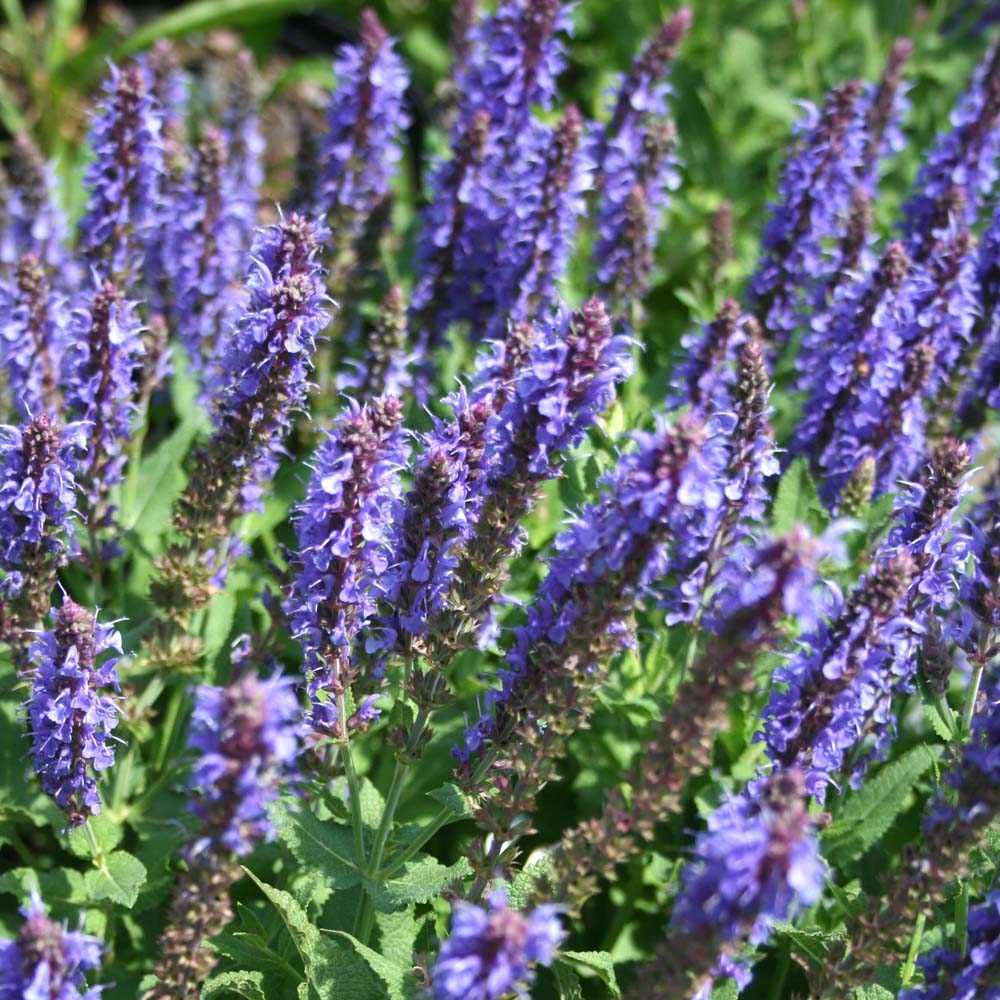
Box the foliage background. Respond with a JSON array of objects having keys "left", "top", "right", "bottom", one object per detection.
[{"left": 0, "top": 0, "right": 994, "bottom": 997}]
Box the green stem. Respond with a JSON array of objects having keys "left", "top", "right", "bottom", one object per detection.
[
  {"left": 961, "top": 660, "right": 986, "bottom": 739},
  {"left": 900, "top": 912, "right": 926, "bottom": 987},
  {"left": 110, "top": 745, "right": 136, "bottom": 815},
  {"left": 83, "top": 819, "right": 104, "bottom": 865},
  {"left": 337, "top": 694, "right": 365, "bottom": 868},
  {"left": 154, "top": 685, "right": 186, "bottom": 774},
  {"left": 377, "top": 807, "right": 454, "bottom": 879}
]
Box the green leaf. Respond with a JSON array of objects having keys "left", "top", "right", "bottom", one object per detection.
[
  {"left": 244, "top": 869, "right": 383, "bottom": 1000},
  {"left": 710, "top": 980, "right": 740, "bottom": 1000},
  {"left": 560, "top": 951, "right": 621, "bottom": 998},
  {"left": 125, "top": 412, "right": 205, "bottom": 548},
  {"left": 771, "top": 456, "right": 829, "bottom": 534},
  {"left": 116, "top": 0, "right": 309, "bottom": 55},
  {"left": 273, "top": 800, "right": 362, "bottom": 889},
  {"left": 823, "top": 745, "right": 938, "bottom": 865},
  {"left": 329, "top": 930, "right": 414, "bottom": 1000},
  {"left": 426, "top": 782, "right": 474, "bottom": 820},
  {"left": 364, "top": 855, "right": 471, "bottom": 913},
  {"left": 0, "top": 867, "right": 87, "bottom": 907},
  {"left": 553, "top": 960, "right": 584, "bottom": 1000},
  {"left": 849, "top": 987, "right": 894, "bottom": 1000},
  {"left": 772, "top": 922, "right": 845, "bottom": 968},
  {"left": 64, "top": 812, "right": 124, "bottom": 859},
  {"left": 374, "top": 908, "right": 421, "bottom": 978},
  {"left": 505, "top": 855, "right": 553, "bottom": 910},
  {"left": 84, "top": 851, "right": 148, "bottom": 908},
  {"left": 201, "top": 585, "right": 237, "bottom": 667},
  {"left": 244, "top": 869, "right": 320, "bottom": 964},
  {"left": 202, "top": 971, "right": 267, "bottom": 1000}
]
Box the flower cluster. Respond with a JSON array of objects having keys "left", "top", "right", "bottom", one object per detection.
[
  {"left": 287, "top": 397, "right": 406, "bottom": 733},
  {"left": 899, "top": 893, "right": 1000, "bottom": 1000},
  {"left": 186, "top": 671, "right": 302, "bottom": 859},
  {"left": 317, "top": 8, "right": 410, "bottom": 281},
  {"left": 78, "top": 62, "right": 164, "bottom": 285},
  {"left": 61, "top": 279, "right": 144, "bottom": 523},
  {"left": 165, "top": 126, "right": 247, "bottom": 381},
  {"left": 0, "top": 252, "right": 67, "bottom": 419},
  {"left": 593, "top": 9, "right": 690, "bottom": 312},
  {"left": 672, "top": 768, "right": 826, "bottom": 946},
  {"left": 0, "top": 415, "right": 84, "bottom": 592},
  {"left": 0, "top": 891, "right": 104, "bottom": 999},
  {"left": 432, "top": 891, "right": 564, "bottom": 1000},
  {"left": 748, "top": 80, "right": 868, "bottom": 343},
  {"left": 27, "top": 600, "right": 122, "bottom": 827}
]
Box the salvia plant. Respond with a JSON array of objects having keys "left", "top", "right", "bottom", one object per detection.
[{"left": 0, "top": 3, "right": 998, "bottom": 1000}]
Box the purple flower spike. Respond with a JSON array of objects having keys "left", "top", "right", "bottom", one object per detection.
[
  {"left": 219, "top": 50, "right": 264, "bottom": 256},
  {"left": 902, "top": 41, "right": 1000, "bottom": 263},
  {"left": 0, "top": 134, "right": 74, "bottom": 283},
  {"left": 672, "top": 767, "right": 825, "bottom": 946},
  {"left": 0, "top": 252, "right": 68, "bottom": 419},
  {"left": 861, "top": 38, "right": 912, "bottom": 185},
  {"left": 28, "top": 600, "right": 123, "bottom": 827},
  {"left": 79, "top": 62, "right": 164, "bottom": 285},
  {"left": 167, "top": 127, "right": 248, "bottom": 383},
  {"left": 0, "top": 415, "right": 84, "bottom": 577},
  {"left": 662, "top": 330, "right": 779, "bottom": 625},
  {"left": 319, "top": 9, "right": 410, "bottom": 259},
  {"left": 287, "top": 397, "right": 407, "bottom": 735},
  {"left": 208, "top": 213, "right": 331, "bottom": 513},
  {"left": 0, "top": 890, "right": 105, "bottom": 999},
  {"left": 187, "top": 671, "right": 302, "bottom": 860},
  {"left": 411, "top": 109, "right": 496, "bottom": 344},
  {"left": 900, "top": 892, "right": 1000, "bottom": 1000},
  {"left": 373, "top": 395, "right": 491, "bottom": 661},
  {"left": 748, "top": 81, "right": 867, "bottom": 344},
  {"left": 62, "top": 279, "right": 144, "bottom": 524},
  {"left": 592, "top": 11, "right": 689, "bottom": 313},
  {"left": 458, "top": 412, "right": 722, "bottom": 762},
  {"left": 485, "top": 298, "right": 632, "bottom": 486},
  {"left": 456, "top": 0, "right": 570, "bottom": 136},
  {"left": 489, "top": 104, "right": 591, "bottom": 337},
  {"left": 432, "top": 891, "right": 564, "bottom": 1000},
  {"left": 762, "top": 440, "right": 971, "bottom": 796}
]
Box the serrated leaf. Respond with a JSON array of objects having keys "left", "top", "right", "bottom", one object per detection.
[
  {"left": 772, "top": 456, "right": 829, "bottom": 534},
  {"left": 202, "top": 970, "right": 267, "bottom": 999},
  {"left": 849, "top": 987, "right": 894, "bottom": 1000},
  {"left": 212, "top": 931, "right": 301, "bottom": 980},
  {"left": 363, "top": 855, "right": 471, "bottom": 913},
  {"left": 553, "top": 960, "right": 584, "bottom": 1000},
  {"left": 244, "top": 869, "right": 320, "bottom": 963},
  {"left": 244, "top": 869, "right": 383, "bottom": 1000},
  {"left": 505, "top": 855, "right": 553, "bottom": 910},
  {"left": 710, "top": 980, "right": 739, "bottom": 1000},
  {"left": 772, "top": 921, "right": 845, "bottom": 967},
  {"left": 84, "top": 851, "right": 148, "bottom": 908},
  {"left": 273, "top": 800, "right": 362, "bottom": 889},
  {"left": 921, "top": 698, "right": 956, "bottom": 742},
  {"left": 330, "top": 930, "right": 414, "bottom": 1000},
  {"left": 375, "top": 908, "right": 421, "bottom": 976},
  {"left": 0, "top": 867, "right": 87, "bottom": 907},
  {"left": 560, "top": 951, "right": 620, "bottom": 998},
  {"left": 64, "top": 812, "right": 124, "bottom": 859},
  {"left": 426, "top": 782, "right": 473, "bottom": 820},
  {"left": 823, "top": 745, "right": 938, "bottom": 865}
]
